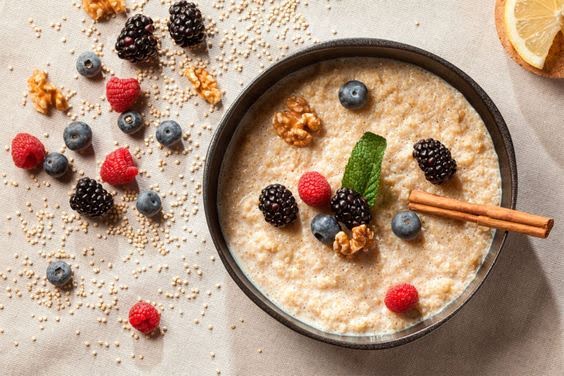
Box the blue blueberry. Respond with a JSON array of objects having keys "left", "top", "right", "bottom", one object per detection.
[
  {"left": 46, "top": 261, "right": 72, "bottom": 287},
  {"left": 338, "top": 80, "right": 368, "bottom": 110},
  {"left": 311, "top": 214, "right": 342, "bottom": 245},
  {"left": 76, "top": 51, "right": 102, "bottom": 78},
  {"left": 118, "top": 111, "right": 143, "bottom": 134},
  {"left": 391, "top": 211, "right": 422, "bottom": 240},
  {"left": 64, "top": 121, "right": 92, "bottom": 151},
  {"left": 156, "top": 120, "right": 182, "bottom": 147},
  {"left": 43, "top": 152, "right": 69, "bottom": 178},
  {"left": 136, "top": 191, "right": 162, "bottom": 217}
]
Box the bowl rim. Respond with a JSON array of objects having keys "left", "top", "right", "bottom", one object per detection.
[{"left": 203, "top": 38, "right": 518, "bottom": 349}]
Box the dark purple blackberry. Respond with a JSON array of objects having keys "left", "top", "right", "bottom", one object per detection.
[
  {"left": 330, "top": 188, "right": 372, "bottom": 230},
  {"left": 115, "top": 14, "right": 158, "bottom": 63},
  {"left": 70, "top": 178, "right": 114, "bottom": 217},
  {"left": 412, "top": 138, "right": 457, "bottom": 185},
  {"left": 258, "top": 184, "right": 299, "bottom": 227},
  {"left": 167, "top": 1, "right": 206, "bottom": 48}
]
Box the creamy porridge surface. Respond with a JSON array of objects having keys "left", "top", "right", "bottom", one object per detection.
[{"left": 219, "top": 58, "right": 501, "bottom": 335}]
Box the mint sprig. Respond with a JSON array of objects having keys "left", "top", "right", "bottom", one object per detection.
[{"left": 342, "top": 132, "right": 387, "bottom": 207}]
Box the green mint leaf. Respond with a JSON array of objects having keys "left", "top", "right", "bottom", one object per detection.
[{"left": 342, "top": 132, "right": 387, "bottom": 207}]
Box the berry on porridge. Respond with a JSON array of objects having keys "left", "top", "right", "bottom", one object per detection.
[
  {"left": 385, "top": 284, "right": 419, "bottom": 313},
  {"left": 298, "top": 172, "right": 332, "bottom": 207},
  {"left": 258, "top": 184, "right": 299, "bottom": 227},
  {"left": 310, "top": 214, "right": 342, "bottom": 245},
  {"left": 339, "top": 80, "right": 369, "bottom": 110}
]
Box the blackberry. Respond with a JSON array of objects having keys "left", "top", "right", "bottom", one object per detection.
[
  {"left": 115, "top": 14, "right": 158, "bottom": 63},
  {"left": 167, "top": 1, "right": 206, "bottom": 47},
  {"left": 70, "top": 178, "right": 114, "bottom": 217},
  {"left": 412, "top": 138, "right": 457, "bottom": 184},
  {"left": 258, "top": 184, "right": 299, "bottom": 227},
  {"left": 330, "top": 188, "right": 372, "bottom": 229}
]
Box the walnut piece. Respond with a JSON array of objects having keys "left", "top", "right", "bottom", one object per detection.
[
  {"left": 82, "top": 0, "right": 126, "bottom": 21},
  {"left": 27, "top": 69, "right": 69, "bottom": 115},
  {"left": 272, "top": 96, "right": 322, "bottom": 147},
  {"left": 333, "top": 225, "right": 374, "bottom": 257},
  {"left": 184, "top": 67, "right": 222, "bottom": 105}
]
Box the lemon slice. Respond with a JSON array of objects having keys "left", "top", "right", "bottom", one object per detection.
[{"left": 504, "top": 0, "right": 564, "bottom": 69}]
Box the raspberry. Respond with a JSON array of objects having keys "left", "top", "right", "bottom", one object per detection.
[
  {"left": 11, "top": 133, "right": 46, "bottom": 169},
  {"left": 128, "top": 301, "right": 160, "bottom": 334},
  {"left": 106, "top": 77, "right": 141, "bottom": 112},
  {"left": 100, "top": 148, "right": 138, "bottom": 185},
  {"left": 384, "top": 283, "right": 419, "bottom": 313},
  {"left": 298, "top": 172, "right": 331, "bottom": 207}
]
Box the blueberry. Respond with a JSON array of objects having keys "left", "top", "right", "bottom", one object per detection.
[
  {"left": 46, "top": 261, "right": 72, "bottom": 287},
  {"left": 311, "top": 214, "right": 341, "bottom": 245},
  {"left": 156, "top": 120, "right": 182, "bottom": 147},
  {"left": 64, "top": 121, "right": 92, "bottom": 151},
  {"left": 391, "top": 211, "right": 422, "bottom": 240},
  {"left": 43, "top": 152, "right": 69, "bottom": 178},
  {"left": 118, "top": 111, "right": 143, "bottom": 134},
  {"left": 338, "top": 80, "right": 368, "bottom": 110},
  {"left": 136, "top": 190, "right": 162, "bottom": 217},
  {"left": 76, "top": 51, "right": 102, "bottom": 78}
]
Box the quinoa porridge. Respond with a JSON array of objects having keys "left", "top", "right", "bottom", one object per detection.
[{"left": 219, "top": 58, "right": 501, "bottom": 335}]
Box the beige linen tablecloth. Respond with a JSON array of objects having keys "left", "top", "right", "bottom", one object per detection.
[{"left": 0, "top": 1, "right": 562, "bottom": 375}]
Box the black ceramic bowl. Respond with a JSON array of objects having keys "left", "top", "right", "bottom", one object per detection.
[{"left": 204, "top": 39, "right": 517, "bottom": 349}]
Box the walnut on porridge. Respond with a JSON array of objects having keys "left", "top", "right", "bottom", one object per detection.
[
  {"left": 272, "top": 95, "right": 322, "bottom": 147},
  {"left": 333, "top": 224, "right": 375, "bottom": 257},
  {"left": 184, "top": 66, "right": 222, "bottom": 105},
  {"left": 82, "top": 0, "right": 125, "bottom": 21},
  {"left": 27, "top": 69, "right": 69, "bottom": 115}
]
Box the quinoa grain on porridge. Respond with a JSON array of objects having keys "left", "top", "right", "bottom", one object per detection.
[{"left": 219, "top": 58, "right": 501, "bottom": 335}]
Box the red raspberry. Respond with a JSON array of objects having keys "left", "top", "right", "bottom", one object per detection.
[
  {"left": 128, "top": 301, "right": 160, "bottom": 334},
  {"left": 106, "top": 77, "right": 141, "bottom": 112},
  {"left": 384, "top": 283, "right": 419, "bottom": 313},
  {"left": 11, "top": 133, "right": 46, "bottom": 169},
  {"left": 298, "top": 171, "right": 331, "bottom": 207},
  {"left": 100, "top": 148, "right": 138, "bottom": 185}
]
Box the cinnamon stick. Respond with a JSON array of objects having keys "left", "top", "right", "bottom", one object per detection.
[
  {"left": 408, "top": 190, "right": 554, "bottom": 239},
  {"left": 408, "top": 202, "right": 550, "bottom": 238}
]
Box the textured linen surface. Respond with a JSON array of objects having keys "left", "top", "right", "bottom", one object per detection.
[{"left": 0, "top": 1, "right": 562, "bottom": 375}]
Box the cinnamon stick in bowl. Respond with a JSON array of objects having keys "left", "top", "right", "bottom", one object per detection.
[{"left": 408, "top": 190, "right": 554, "bottom": 238}]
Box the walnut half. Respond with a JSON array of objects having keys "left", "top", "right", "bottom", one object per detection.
[
  {"left": 82, "top": 0, "right": 126, "bottom": 21},
  {"left": 184, "top": 66, "right": 222, "bottom": 105},
  {"left": 27, "top": 69, "right": 69, "bottom": 115},
  {"left": 272, "top": 95, "right": 321, "bottom": 147},
  {"left": 333, "top": 225, "right": 375, "bottom": 257}
]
